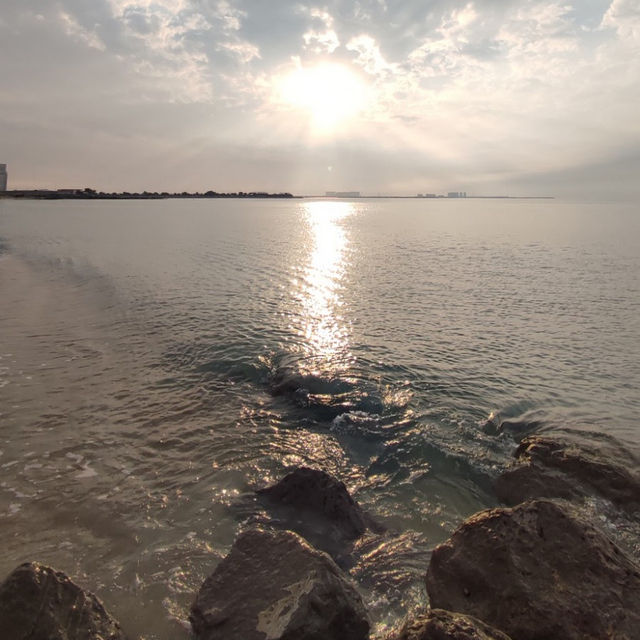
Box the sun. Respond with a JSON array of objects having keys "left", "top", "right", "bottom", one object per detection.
[{"left": 277, "top": 62, "right": 369, "bottom": 134}]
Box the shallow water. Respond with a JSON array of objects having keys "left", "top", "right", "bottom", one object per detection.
[{"left": 1, "top": 197, "right": 639, "bottom": 637}]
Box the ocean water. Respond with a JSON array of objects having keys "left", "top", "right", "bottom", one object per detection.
[{"left": 1, "top": 197, "right": 639, "bottom": 637}]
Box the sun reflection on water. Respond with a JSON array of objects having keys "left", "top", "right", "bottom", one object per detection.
[{"left": 297, "top": 200, "right": 355, "bottom": 374}]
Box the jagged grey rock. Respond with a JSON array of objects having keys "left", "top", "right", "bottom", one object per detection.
[
  {"left": 388, "top": 609, "right": 512, "bottom": 640},
  {"left": 190, "top": 528, "right": 370, "bottom": 640},
  {"left": 494, "top": 430, "right": 640, "bottom": 512},
  {"left": 426, "top": 500, "right": 640, "bottom": 640},
  {"left": 0, "top": 562, "right": 126, "bottom": 640}
]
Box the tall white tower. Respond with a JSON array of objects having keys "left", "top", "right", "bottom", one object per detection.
[{"left": 0, "top": 164, "right": 7, "bottom": 191}]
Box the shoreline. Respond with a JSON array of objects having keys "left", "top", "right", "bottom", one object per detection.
[
  {"left": 0, "top": 191, "right": 554, "bottom": 200},
  {"left": 0, "top": 190, "right": 296, "bottom": 200}
]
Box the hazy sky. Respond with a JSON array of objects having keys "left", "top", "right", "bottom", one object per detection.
[{"left": 1, "top": 0, "right": 639, "bottom": 197}]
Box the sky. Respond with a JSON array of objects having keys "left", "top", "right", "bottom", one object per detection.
[{"left": 1, "top": 0, "right": 639, "bottom": 198}]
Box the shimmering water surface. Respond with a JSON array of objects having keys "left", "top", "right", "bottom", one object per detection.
[{"left": 1, "top": 198, "right": 639, "bottom": 638}]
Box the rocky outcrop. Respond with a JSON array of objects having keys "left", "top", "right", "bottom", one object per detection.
[
  {"left": 494, "top": 461, "right": 579, "bottom": 504},
  {"left": 258, "top": 467, "right": 379, "bottom": 539},
  {"left": 494, "top": 430, "right": 640, "bottom": 513},
  {"left": 190, "top": 528, "right": 369, "bottom": 640},
  {"left": 426, "top": 500, "right": 640, "bottom": 640},
  {"left": 0, "top": 562, "right": 126, "bottom": 640},
  {"left": 388, "top": 609, "right": 512, "bottom": 640},
  {"left": 256, "top": 468, "right": 383, "bottom": 564}
]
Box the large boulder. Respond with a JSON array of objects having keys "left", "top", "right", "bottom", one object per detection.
[
  {"left": 0, "top": 562, "right": 126, "bottom": 640},
  {"left": 426, "top": 500, "right": 640, "bottom": 640},
  {"left": 257, "top": 468, "right": 382, "bottom": 561},
  {"left": 388, "top": 609, "right": 512, "bottom": 640},
  {"left": 494, "top": 430, "right": 640, "bottom": 513},
  {"left": 494, "top": 462, "right": 579, "bottom": 505},
  {"left": 190, "top": 528, "right": 370, "bottom": 640}
]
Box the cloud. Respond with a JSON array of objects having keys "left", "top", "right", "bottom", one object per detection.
[
  {"left": 347, "top": 34, "right": 393, "bottom": 74},
  {"left": 59, "top": 10, "right": 106, "bottom": 51},
  {"left": 0, "top": 0, "right": 638, "bottom": 197},
  {"left": 301, "top": 8, "right": 340, "bottom": 53},
  {"left": 601, "top": 0, "right": 640, "bottom": 41}
]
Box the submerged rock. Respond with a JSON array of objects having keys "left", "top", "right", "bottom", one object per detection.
[
  {"left": 267, "top": 368, "right": 381, "bottom": 420},
  {"left": 426, "top": 500, "right": 640, "bottom": 640},
  {"left": 0, "top": 562, "right": 126, "bottom": 640},
  {"left": 481, "top": 416, "right": 543, "bottom": 439},
  {"left": 388, "top": 609, "right": 512, "bottom": 640},
  {"left": 190, "top": 528, "right": 369, "bottom": 640},
  {"left": 269, "top": 370, "right": 311, "bottom": 404},
  {"left": 495, "top": 430, "right": 640, "bottom": 512}
]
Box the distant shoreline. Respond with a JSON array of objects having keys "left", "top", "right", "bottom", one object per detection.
[
  {"left": 0, "top": 189, "right": 296, "bottom": 200},
  {"left": 1, "top": 190, "right": 554, "bottom": 201}
]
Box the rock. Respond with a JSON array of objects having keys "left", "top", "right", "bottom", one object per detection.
[
  {"left": 481, "top": 417, "right": 543, "bottom": 439},
  {"left": 494, "top": 430, "right": 640, "bottom": 512},
  {"left": 426, "top": 500, "right": 640, "bottom": 640},
  {"left": 257, "top": 468, "right": 383, "bottom": 560},
  {"left": 494, "top": 462, "right": 579, "bottom": 505},
  {"left": 267, "top": 369, "right": 373, "bottom": 420},
  {"left": 269, "top": 369, "right": 310, "bottom": 398},
  {"left": 0, "top": 562, "right": 126, "bottom": 640},
  {"left": 258, "top": 468, "right": 368, "bottom": 538},
  {"left": 190, "top": 528, "right": 370, "bottom": 640},
  {"left": 389, "top": 609, "right": 512, "bottom": 640}
]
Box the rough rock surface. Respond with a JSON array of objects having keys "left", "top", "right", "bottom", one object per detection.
[
  {"left": 494, "top": 461, "right": 579, "bottom": 504},
  {"left": 190, "top": 528, "right": 370, "bottom": 640},
  {"left": 0, "top": 562, "right": 126, "bottom": 640},
  {"left": 257, "top": 467, "right": 376, "bottom": 540},
  {"left": 426, "top": 500, "right": 640, "bottom": 640},
  {"left": 494, "top": 430, "right": 640, "bottom": 512},
  {"left": 256, "top": 467, "right": 385, "bottom": 566},
  {"left": 389, "top": 609, "right": 512, "bottom": 640}
]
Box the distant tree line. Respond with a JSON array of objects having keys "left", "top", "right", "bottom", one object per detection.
[{"left": 2, "top": 187, "right": 295, "bottom": 200}]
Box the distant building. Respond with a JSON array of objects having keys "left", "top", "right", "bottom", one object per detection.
[
  {"left": 0, "top": 164, "right": 7, "bottom": 191},
  {"left": 447, "top": 191, "right": 467, "bottom": 198},
  {"left": 326, "top": 191, "right": 360, "bottom": 198}
]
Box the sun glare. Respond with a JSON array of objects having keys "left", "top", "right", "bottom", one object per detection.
[{"left": 278, "top": 62, "right": 369, "bottom": 134}]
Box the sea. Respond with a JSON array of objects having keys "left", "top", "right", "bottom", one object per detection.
[{"left": 1, "top": 197, "right": 639, "bottom": 638}]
